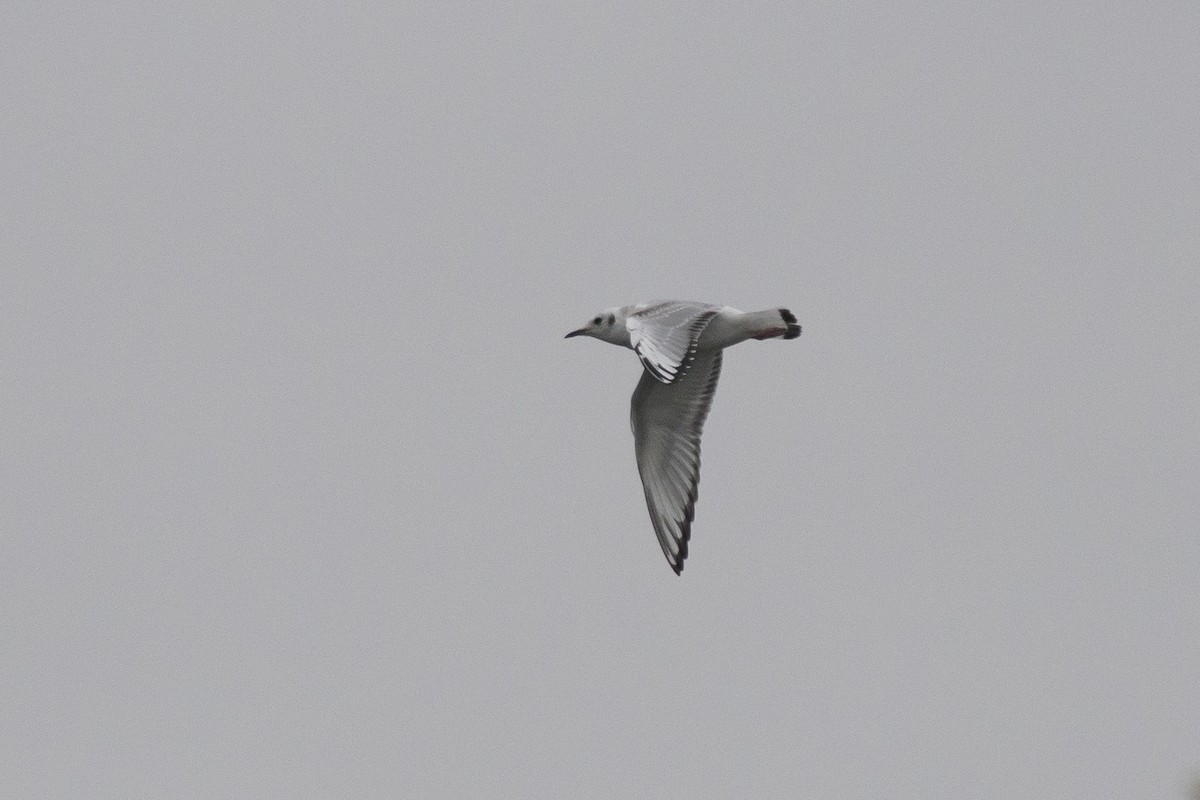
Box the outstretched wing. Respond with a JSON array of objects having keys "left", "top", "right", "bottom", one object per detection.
[
  {"left": 630, "top": 349, "right": 722, "bottom": 574},
  {"left": 627, "top": 301, "right": 721, "bottom": 384}
]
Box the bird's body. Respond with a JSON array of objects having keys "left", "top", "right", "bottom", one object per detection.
[{"left": 566, "top": 301, "right": 801, "bottom": 574}]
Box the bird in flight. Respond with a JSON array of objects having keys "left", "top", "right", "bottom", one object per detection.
[{"left": 566, "top": 301, "right": 801, "bottom": 574}]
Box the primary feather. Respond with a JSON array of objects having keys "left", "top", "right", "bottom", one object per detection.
[{"left": 630, "top": 350, "right": 723, "bottom": 574}]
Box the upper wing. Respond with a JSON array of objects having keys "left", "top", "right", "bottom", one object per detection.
[
  {"left": 627, "top": 301, "right": 722, "bottom": 384},
  {"left": 630, "top": 349, "right": 723, "bottom": 574}
]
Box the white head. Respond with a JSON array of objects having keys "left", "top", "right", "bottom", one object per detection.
[{"left": 565, "top": 306, "right": 630, "bottom": 347}]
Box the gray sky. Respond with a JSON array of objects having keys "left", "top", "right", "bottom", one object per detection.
[{"left": 3, "top": 3, "right": 1198, "bottom": 798}]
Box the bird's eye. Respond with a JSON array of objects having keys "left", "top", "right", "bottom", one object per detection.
[{"left": 593, "top": 316, "right": 603, "bottom": 325}]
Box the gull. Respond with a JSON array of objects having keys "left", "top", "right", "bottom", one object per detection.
[{"left": 566, "top": 301, "right": 801, "bottom": 574}]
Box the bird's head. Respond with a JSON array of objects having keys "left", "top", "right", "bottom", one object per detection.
[{"left": 565, "top": 308, "right": 628, "bottom": 346}]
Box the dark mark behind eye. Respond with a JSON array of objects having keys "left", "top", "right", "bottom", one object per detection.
[{"left": 606, "top": 314, "right": 615, "bottom": 326}]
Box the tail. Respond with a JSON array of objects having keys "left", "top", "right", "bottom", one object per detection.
[{"left": 749, "top": 308, "right": 802, "bottom": 340}]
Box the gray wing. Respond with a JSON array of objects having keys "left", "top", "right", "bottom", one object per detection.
[
  {"left": 627, "top": 301, "right": 722, "bottom": 384},
  {"left": 630, "top": 349, "right": 722, "bottom": 574}
]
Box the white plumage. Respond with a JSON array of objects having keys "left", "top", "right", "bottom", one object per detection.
[{"left": 567, "top": 301, "right": 801, "bottom": 574}]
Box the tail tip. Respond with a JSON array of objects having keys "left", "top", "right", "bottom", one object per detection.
[{"left": 779, "top": 308, "right": 802, "bottom": 339}]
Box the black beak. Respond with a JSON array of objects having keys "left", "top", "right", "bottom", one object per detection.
[{"left": 564, "top": 328, "right": 586, "bottom": 339}]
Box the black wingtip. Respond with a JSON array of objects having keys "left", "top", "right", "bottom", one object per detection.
[{"left": 779, "top": 308, "right": 802, "bottom": 340}]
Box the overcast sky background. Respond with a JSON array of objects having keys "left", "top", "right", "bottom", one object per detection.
[{"left": 3, "top": 3, "right": 1198, "bottom": 798}]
